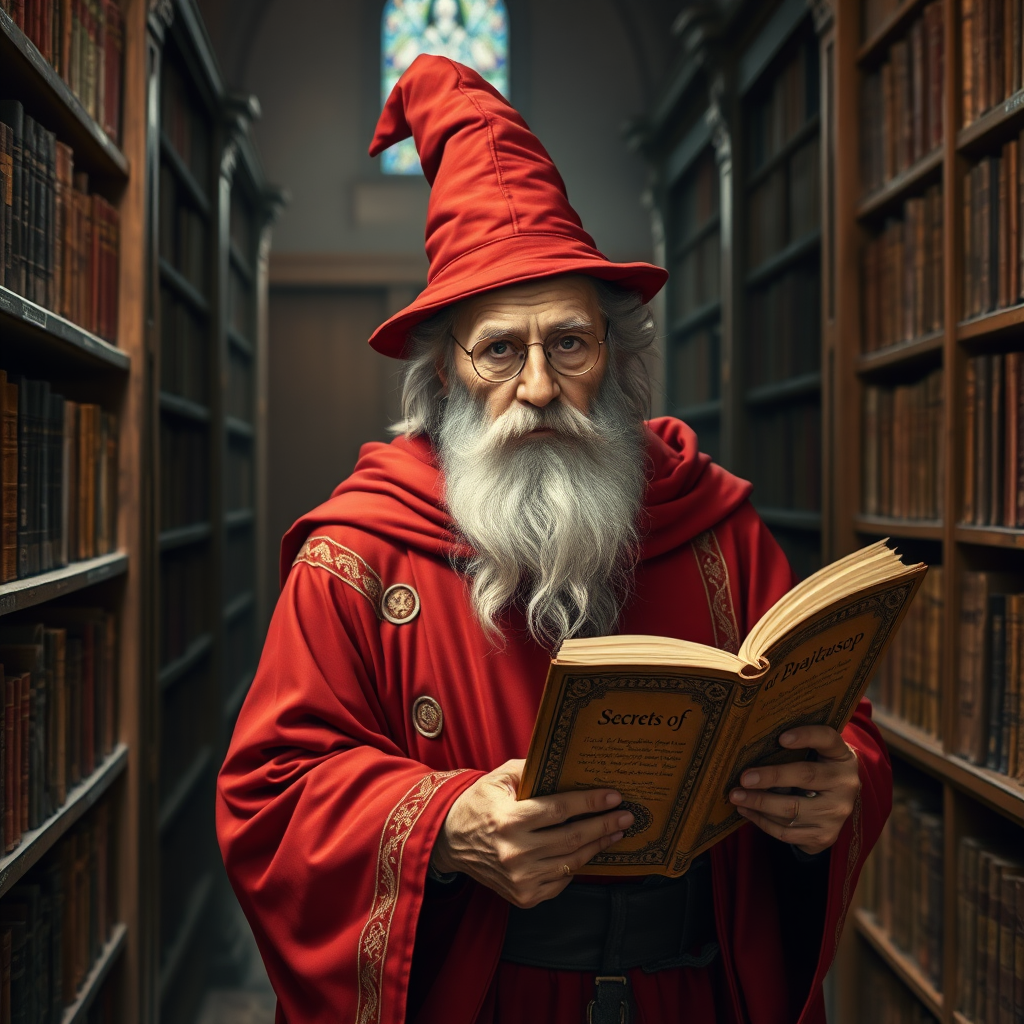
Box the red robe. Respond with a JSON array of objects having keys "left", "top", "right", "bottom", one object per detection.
[{"left": 216, "top": 417, "right": 891, "bottom": 1024}]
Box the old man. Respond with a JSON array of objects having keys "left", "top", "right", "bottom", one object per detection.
[{"left": 216, "top": 55, "right": 889, "bottom": 1024}]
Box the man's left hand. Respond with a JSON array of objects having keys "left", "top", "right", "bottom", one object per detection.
[{"left": 728, "top": 725, "right": 861, "bottom": 856}]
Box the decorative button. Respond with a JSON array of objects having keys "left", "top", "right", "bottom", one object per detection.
[
  {"left": 382, "top": 583, "right": 420, "bottom": 625},
  {"left": 412, "top": 696, "right": 444, "bottom": 739}
]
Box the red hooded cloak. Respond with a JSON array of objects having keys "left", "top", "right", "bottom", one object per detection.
[{"left": 216, "top": 417, "right": 891, "bottom": 1024}]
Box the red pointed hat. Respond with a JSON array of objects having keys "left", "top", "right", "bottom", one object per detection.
[{"left": 367, "top": 55, "right": 668, "bottom": 358}]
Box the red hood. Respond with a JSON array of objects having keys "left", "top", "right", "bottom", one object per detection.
[{"left": 280, "top": 417, "right": 753, "bottom": 587}]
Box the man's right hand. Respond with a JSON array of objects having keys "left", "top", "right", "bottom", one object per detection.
[{"left": 430, "top": 759, "right": 633, "bottom": 908}]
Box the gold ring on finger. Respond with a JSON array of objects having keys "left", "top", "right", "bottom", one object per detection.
[
  {"left": 788, "top": 802, "right": 800, "bottom": 827},
  {"left": 562, "top": 863, "right": 572, "bottom": 877}
]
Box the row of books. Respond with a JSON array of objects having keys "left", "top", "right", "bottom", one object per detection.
[
  {"left": 957, "top": 834, "right": 1024, "bottom": 1023},
  {"left": 672, "top": 150, "right": 718, "bottom": 250},
  {"left": 746, "top": 136, "right": 819, "bottom": 271},
  {"left": 159, "top": 420, "right": 208, "bottom": 533},
  {"left": 860, "top": 953, "right": 939, "bottom": 1024},
  {"left": 747, "top": 35, "right": 817, "bottom": 175},
  {"left": 158, "top": 163, "right": 209, "bottom": 295},
  {"left": 861, "top": 370, "right": 945, "bottom": 521},
  {"left": 963, "top": 353, "right": 1024, "bottom": 529},
  {"left": 0, "top": 609, "right": 116, "bottom": 853},
  {"left": 0, "top": 370, "right": 119, "bottom": 584},
  {"left": 746, "top": 265, "right": 820, "bottom": 386},
  {"left": 860, "top": 1, "right": 944, "bottom": 196},
  {"left": 963, "top": 140, "right": 1024, "bottom": 321},
  {"left": 0, "top": 101, "right": 120, "bottom": 341},
  {"left": 227, "top": 348, "right": 254, "bottom": 423},
  {"left": 161, "top": 290, "right": 210, "bottom": 408},
  {"left": 672, "top": 328, "right": 719, "bottom": 411},
  {"left": 160, "top": 546, "right": 208, "bottom": 669},
  {"left": 962, "top": 0, "right": 1024, "bottom": 127},
  {"left": 226, "top": 438, "right": 253, "bottom": 513},
  {"left": 956, "top": 571, "right": 1024, "bottom": 778},
  {"left": 1, "top": 0, "right": 124, "bottom": 144},
  {"left": 161, "top": 57, "right": 210, "bottom": 192},
  {"left": 861, "top": 786, "right": 943, "bottom": 989},
  {"left": 872, "top": 566, "right": 944, "bottom": 738},
  {"left": 749, "top": 402, "right": 821, "bottom": 513},
  {"left": 672, "top": 230, "right": 719, "bottom": 326},
  {"left": 861, "top": 185, "right": 943, "bottom": 352},
  {"left": 0, "top": 800, "right": 114, "bottom": 1023}
]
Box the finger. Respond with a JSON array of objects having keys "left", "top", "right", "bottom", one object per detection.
[
  {"left": 517, "top": 787, "right": 622, "bottom": 829},
  {"left": 778, "top": 726, "right": 852, "bottom": 760},
  {"left": 738, "top": 759, "right": 838, "bottom": 792},
  {"left": 736, "top": 807, "right": 833, "bottom": 855},
  {"left": 730, "top": 788, "right": 810, "bottom": 821},
  {"left": 531, "top": 808, "right": 634, "bottom": 857},
  {"left": 539, "top": 827, "right": 626, "bottom": 878}
]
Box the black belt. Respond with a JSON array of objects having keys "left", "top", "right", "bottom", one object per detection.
[{"left": 500, "top": 855, "right": 718, "bottom": 1023}]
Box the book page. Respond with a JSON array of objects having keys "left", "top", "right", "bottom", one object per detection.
[
  {"left": 685, "top": 573, "right": 924, "bottom": 858},
  {"left": 518, "top": 665, "right": 747, "bottom": 875}
]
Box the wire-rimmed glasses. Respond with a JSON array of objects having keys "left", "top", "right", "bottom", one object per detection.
[{"left": 452, "top": 326, "right": 606, "bottom": 383}]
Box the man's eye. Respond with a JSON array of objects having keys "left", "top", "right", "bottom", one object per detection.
[
  {"left": 556, "top": 336, "right": 582, "bottom": 351},
  {"left": 488, "top": 341, "right": 512, "bottom": 357}
]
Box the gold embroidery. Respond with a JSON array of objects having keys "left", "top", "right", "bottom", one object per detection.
[
  {"left": 691, "top": 530, "right": 741, "bottom": 654},
  {"left": 293, "top": 535, "right": 384, "bottom": 615},
  {"left": 355, "top": 770, "right": 466, "bottom": 1024}
]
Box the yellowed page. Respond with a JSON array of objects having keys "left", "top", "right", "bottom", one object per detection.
[{"left": 681, "top": 569, "right": 925, "bottom": 863}]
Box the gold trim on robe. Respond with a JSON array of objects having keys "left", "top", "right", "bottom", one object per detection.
[
  {"left": 293, "top": 535, "right": 385, "bottom": 616},
  {"left": 356, "top": 769, "right": 467, "bottom": 1024},
  {"left": 691, "top": 530, "right": 741, "bottom": 654}
]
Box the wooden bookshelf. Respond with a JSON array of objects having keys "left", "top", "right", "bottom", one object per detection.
[
  {"left": 0, "top": 0, "right": 147, "bottom": 1018},
  {"left": 639, "top": 0, "right": 826, "bottom": 580},
  {"left": 144, "top": 4, "right": 282, "bottom": 1020},
  {"left": 832, "top": 0, "right": 1024, "bottom": 1019}
]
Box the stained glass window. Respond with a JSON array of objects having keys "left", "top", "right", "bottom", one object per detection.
[{"left": 381, "top": 0, "right": 510, "bottom": 175}]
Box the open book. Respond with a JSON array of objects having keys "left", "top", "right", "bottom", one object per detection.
[{"left": 518, "top": 540, "right": 926, "bottom": 877}]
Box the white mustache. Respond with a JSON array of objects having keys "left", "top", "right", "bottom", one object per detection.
[{"left": 469, "top": 399, "right": 601, "bottom": 452}]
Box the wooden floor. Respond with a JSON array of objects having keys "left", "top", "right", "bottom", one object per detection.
[{"left": 196, "top": 991, "right": 275, "bottom": 1024}]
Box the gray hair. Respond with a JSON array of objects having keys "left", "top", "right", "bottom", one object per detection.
[{"left": 389, "top": 278, "right": 656, "bottom": 438}]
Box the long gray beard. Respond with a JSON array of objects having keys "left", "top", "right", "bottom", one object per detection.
[{"left": 436, "top": 376, "right": 648, "bottom": 650}]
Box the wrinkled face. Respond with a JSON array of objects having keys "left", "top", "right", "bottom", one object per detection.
[{"left": 448, "top": 275, "right": 609, "bottom": 423}]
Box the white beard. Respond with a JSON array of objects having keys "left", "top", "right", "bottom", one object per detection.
[{"left": 436, "top": 374, "right": 648, "bottom": 650}]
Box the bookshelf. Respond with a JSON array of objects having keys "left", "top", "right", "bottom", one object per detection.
[
  {"left": 832, "top": 0, "right": 1024, "bottom": 1020},
  {"left": 738, "top": 14, "right": 824, "bottom": 580},
  {"left": 639, "top": 0, "right": 827, "bottom": 581},
  {"left": 644, "top": 0, "right": 1024, "bottom": 1018},
  {"left": 0, "top": 0, "right": 146, "bottom": 1019},
  {"left": 145, "top": 3, "right": 281, "bottom": 1021}
]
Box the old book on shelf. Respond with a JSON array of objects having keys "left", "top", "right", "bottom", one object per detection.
[
  {"left": 861, "top": 785, "right": 943, "bottom": 986},
  {"left": 519, "top": 541, "right": 925, "bottom": 876},
  {"left": 963, "top": 353, "right": 1024, "bottom": 526},
  {"left": 873, "top": 564, "right": 944, "bottom": 736}
]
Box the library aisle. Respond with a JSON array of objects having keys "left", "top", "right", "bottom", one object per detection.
[{"left": 4, "top": 0, "right": 1024, "bottom": 1020}]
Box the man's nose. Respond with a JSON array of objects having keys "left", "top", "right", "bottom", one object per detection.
[{"left": 516, "top": 344, "right": 560, "bottom": 407}]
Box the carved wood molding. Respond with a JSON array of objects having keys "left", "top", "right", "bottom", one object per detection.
[{"left": 809, "top": 0, "right": 835, "bottom": 34}]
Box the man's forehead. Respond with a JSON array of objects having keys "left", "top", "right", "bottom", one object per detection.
[{"left": 456, "top": 276, "right": 601, "bottom": 336}]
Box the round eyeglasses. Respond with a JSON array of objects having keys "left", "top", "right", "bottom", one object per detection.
[{"left": 453, "top": 327, "right": 606, "bottom": 383}]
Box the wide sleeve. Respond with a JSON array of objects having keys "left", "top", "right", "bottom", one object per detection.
[{"left": 215, "top": 559, "right": 484, "bottom": 1024}]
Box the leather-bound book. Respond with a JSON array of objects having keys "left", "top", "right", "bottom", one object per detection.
[
  {"left": 0, "top": 102, "right": 24, "bottom": 295},
  {"left": 966, "top": 357, "right": 978, "bottom": 523},
  {"left": 0, "top": 374, "right": 17, "bottom": 583}
]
